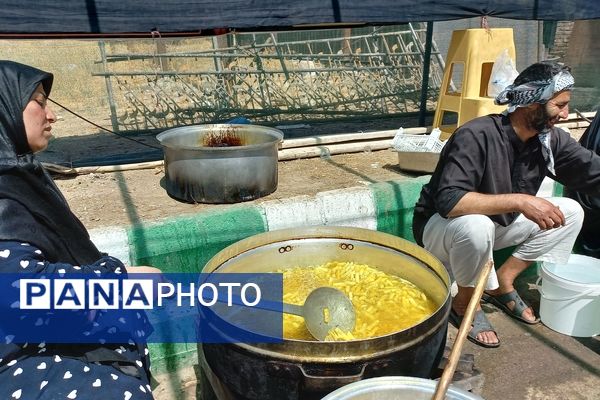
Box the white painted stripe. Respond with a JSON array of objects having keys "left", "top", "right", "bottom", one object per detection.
[
  {"left": 262, "top": 196, "right": 322, "bottom": 231},
  {"left": 317, "top": 187, "right": 377, "bottom": 229},
  {"left": 89, "top": 227, "right": 131, "bottom": 266},
  {"left": 262, "top": 187, "right": 377, "bottom": 231}
]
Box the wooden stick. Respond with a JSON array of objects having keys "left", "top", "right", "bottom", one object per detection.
[
  {"left": 45, "top": 137, "right": 394, "bottom": 175},
  {"left": 43, "top": 112, "right": 593, "bottom": 176},
  {"left": 556, "top": 121, "right": 590, "bottom": 129},
  {"left": 43, "top": 160, "right": 164, "bottom": 175},
  {"left": 566, "top": 110, "right": 596, "bottom": 120},
  {"left": 280, "top": 126, "right": 429, "bottom": 149},
  {"left": 278, "top": 139, "right": 392, "bottom": 161},
  {"left": 432, "top": 259, "right": 495, "bottom": 400}
]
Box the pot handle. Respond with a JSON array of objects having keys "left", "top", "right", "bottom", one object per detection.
[{"left": 298, "top": 363, "right": 367, "bottom": 388}]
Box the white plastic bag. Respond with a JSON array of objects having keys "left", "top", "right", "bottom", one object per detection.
[{"left": 487, "top": 49, "right": 519, "bottom": 97}]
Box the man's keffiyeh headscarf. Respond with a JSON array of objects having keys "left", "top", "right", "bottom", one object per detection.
[
  {"left": 494, "top": 62, "right": 575, "bottom": 175},
  {"left": 494, "top": 65, "right": 574, "bottom": 113}
]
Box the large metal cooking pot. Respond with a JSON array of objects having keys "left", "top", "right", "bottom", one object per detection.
[
  {"left": 199, "top": 226, "right": 451, "bottom": 400},
  {"left": 156, "top": 124, "right": 283, "bottom": 203}
]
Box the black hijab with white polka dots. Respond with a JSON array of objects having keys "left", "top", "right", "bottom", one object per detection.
[{"left": 0, "top": 60, "right": 102, "bottom": 265}]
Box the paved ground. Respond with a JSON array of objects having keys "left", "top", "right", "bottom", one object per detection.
[{"left": 451, "top": 272, "right": 600, "bottom": 400}]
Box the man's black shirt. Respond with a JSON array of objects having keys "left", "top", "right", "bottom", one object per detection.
[{"left": 413, "top": 113, "right": 600, "bottom": 245}]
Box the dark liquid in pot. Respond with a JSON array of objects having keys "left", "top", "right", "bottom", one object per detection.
[{"left": 204, "top": 132, "right": 243, "bottom": 147}]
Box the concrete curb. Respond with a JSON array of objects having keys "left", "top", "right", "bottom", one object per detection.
[
  {"left": 88, "top": 226, "right": 130, "bottom": 265},
  {"left": 88, "top": 176, "right": 432, "bottom": 268},
  {"left": 88, "top": 176, "right": 559, "bottom": 267}
]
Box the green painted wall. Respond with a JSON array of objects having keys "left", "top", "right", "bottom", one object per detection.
[
  {"left": 127, "top": 205, "right": 267, "bottom": 273},
  {"left": 127, "top": 205, "right": 267, "bottom": 373},
  {"left": 371, "top": 176, "right": 431, "bottom": 241}
]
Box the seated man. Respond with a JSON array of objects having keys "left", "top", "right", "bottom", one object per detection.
[
  {"left": 567, "top": 112, "right": 600, "bottom": 258},
  {"left": 412, "top": 61, "right": 600, "bottom": 348}
]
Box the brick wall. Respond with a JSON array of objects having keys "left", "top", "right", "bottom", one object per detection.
[
  {"left": 563, "top": 20, "right": 600, "bottom": 110},
  {"left": 547, "top": 21, "right": 574, "bottom": 61}
]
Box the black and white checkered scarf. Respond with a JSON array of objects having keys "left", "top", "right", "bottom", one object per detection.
[
  {"left": 494, "top": 69, "right": 574, "bottom": 113},
  {"left": 494, "top": 69, "right": 574, "bottom": 175}
]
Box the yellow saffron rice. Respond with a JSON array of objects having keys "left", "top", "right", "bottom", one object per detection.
[{"left": 280, "top": 261, "right": 438, "bottom": 341}]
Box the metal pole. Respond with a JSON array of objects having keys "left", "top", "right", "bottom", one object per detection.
[
  {"left": 537, "top": 21, "right": 545, "bottom": 62},
  {"left": 418, "top": 21, "right": 434, "bottom": 127},
  {"left": 98, "top": 41, "right": 120, "bottom": 133},
  {"left": 212, "top": 36, "right": 223, "bottom": 72}
]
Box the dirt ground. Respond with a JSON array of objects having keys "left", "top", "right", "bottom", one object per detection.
[{"left": 50, "top": 147, "right": 414, "bottom": 229}]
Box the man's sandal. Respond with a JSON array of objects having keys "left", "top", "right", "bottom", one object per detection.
[
  {"left": 448, "top": 308, "right": 500, "bottom": 348},
  {"left": 482, "top": 290, "right": 540, "bottom": 325}
]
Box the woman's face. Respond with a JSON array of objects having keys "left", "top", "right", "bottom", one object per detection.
[{"left": 23, "top": 83, "right": 56, "bottom": 153}]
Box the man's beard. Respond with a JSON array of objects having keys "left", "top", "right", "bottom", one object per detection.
[{"left": 526, "top": 104, "right": 552, "bottom": 132}]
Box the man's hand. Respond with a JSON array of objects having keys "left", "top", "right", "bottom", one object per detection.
[
  {"left": 449, "top": 192, "right": 566, "bottom": 230},
  {"left": 450, "top": 192, "right": 529, "bottom": 217},
  {"left": 519, "top": 196, "right": 565, "bottom": 230}
]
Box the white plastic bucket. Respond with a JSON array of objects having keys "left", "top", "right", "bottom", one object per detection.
[{"left": 538, "top": 254, "right": 600, "bottom": 337}]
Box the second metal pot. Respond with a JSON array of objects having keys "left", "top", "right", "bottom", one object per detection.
[{"left": 156, "top": 124, "right": 283, "bottom": 203}]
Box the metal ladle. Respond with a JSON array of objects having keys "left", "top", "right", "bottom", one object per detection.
[
  {"left": 214, "top": 286, "right": 356, "bottom": 341},
  {"left": 282, "top": 287, "right": 356, "bottom": 341}
]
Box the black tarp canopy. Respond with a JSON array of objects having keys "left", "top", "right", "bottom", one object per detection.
[{"left": 2, "top": 0, "right": 600, "bottom": 37}]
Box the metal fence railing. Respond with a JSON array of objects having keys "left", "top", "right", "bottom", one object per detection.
[{"left": 94, "top": 24, "right": 445, "bottom": 132}]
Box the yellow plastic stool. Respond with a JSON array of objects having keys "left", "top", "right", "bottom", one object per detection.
[{"left": 433, "top": 29, "right": 516, "bottom": 139}]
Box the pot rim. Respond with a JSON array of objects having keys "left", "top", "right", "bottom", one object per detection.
[
  {"left": 203, "top": 226, "right": 449, "bottom": 284},
  {"left": 156, "top": 123, "right": 283, "bottom": 152}
]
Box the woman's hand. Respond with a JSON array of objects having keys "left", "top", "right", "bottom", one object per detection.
[
  {"left": 124, "top": 265, "right": 163, "bottom": 274},
  {"left": 125, "top": 265, "right": 169, "bottom": 286}
]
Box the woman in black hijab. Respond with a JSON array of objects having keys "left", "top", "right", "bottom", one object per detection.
[{"left": 0, "top": 61, "right": 155, "bottom": 399}]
